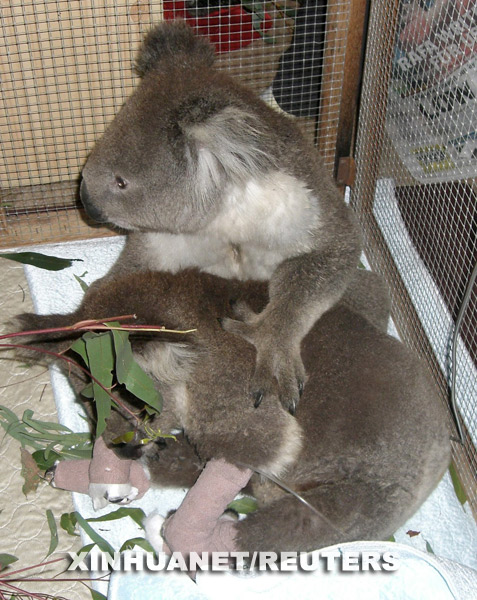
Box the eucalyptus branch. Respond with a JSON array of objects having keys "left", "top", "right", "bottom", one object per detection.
[
  {"left": 0, "top": 342, "right": 142, "bottom": 426},
  {"left": 0, "top": 555, "right": 107, "bottom": 600},
  {"left": 0, "top": 315, "right": 196, "bottom": 342}
]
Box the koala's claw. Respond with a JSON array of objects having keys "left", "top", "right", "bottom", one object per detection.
[
  {"left": 89, "top": 483, "right": 139, "bottom": 510},
  {"left": 253, "top": 390, "right": 264, "bottom": 409},
  {"left": 44, "top": 464, "right": 58, "bottom": 487},
  {"left": 221, "top": 301, "right": 306, "bottom": 413}
]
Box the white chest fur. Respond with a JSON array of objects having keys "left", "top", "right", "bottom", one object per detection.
[{"left": 143, "top": 171, "right": 320, "bottom": 280}]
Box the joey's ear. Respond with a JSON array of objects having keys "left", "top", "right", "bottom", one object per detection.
[
  {"left": 181, "top": 104, "right": 277, "bottom": 187},
  {"left": 135, "top": 21, "right": 215, "bottom": 77}
]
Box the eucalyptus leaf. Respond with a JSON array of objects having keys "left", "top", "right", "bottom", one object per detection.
[
  {"left": 0, "top": 405, "right": 92, "bottom": 462},
  {"left": 449, "top": 462, "right": 467, "bottom": 506},
  {"left": 46, "top": 509, "right": 59, "bottom": 557},
  {"left": 83, "top": 332, "right": 115, "bottom": 437},
  {"left": 0, "top": 553, "right": 18, "bottom": 571},
  {"left": 74, "top": 271, "right": 90, "bottom": 293},
  {"left": 70, "top": 337, "right": 89, "bottom": 364},
  {"left": 74, "top": 512, "right": 115, "bottom": 556},
  {"left": 80, "top": 382, "right": 95, "bottom": 399},
  {"left": 22, "top": 409, "right": 71, "bottom": 433},
  {"left": 112, "top": 431, "right": 136, "bottom": 445},
  {"left": 111, "top": 328, "right": 162, "bottom": 413},
  {"left": 78, "top": 543, "right": 96, "bottom": 555},
  {"left": 119, "top": 537, "right": 156, "bottom": 554},
  {"left": 0, "top": 251, "right": 82, "bottom": 271},
  {"left": 60, "top": 512, "right": 78, "bottom": 537},
  {"left": 32, "top": 449, "right": 62, "bottom": 470},
  {"left": 90, "top": 589, "right": 108, "bottom": 600},
  {"left": 227, "top": 496, "right": 258, "bottom": 515},
  {"left": 87, "top": 507, "right": 146, "bottom": 529}
]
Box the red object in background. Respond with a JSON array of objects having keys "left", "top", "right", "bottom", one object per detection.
[{"left": 163, "top": 1, "right": 272, "bottom": 53}]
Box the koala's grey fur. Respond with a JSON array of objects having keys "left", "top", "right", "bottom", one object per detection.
[
  {"left": 80, "top": 21, "right": 361, "bottom": 413},
  {"left": 13, "top": 268, "right": 450, "bottom": 552}
]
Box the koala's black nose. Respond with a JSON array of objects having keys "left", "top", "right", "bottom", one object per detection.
[{"left": 80, "top": 179, "right": 108, "bottom": 223}]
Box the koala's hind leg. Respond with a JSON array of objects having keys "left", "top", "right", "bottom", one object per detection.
[
  {"left": 233, "top": 478, "right": 412, "bottom": 555},
  {"left": 160, "top": 459, "right": 253, "bottom": 556}
]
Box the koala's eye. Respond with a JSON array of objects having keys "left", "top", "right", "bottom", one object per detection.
[{"left": 115, "top": 176, "right": 128, "bottom": 190}]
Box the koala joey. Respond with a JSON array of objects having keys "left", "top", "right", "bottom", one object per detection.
[
  {"left": 79, "top": 21, "right": 362, "bottom": 414},
  {"left": 13, "top": 268, "right": 450, "bottom": 553}
]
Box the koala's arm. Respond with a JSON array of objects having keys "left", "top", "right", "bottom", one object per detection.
[{"left": 223, "top": 205, "right": 361, "bottom": 414}]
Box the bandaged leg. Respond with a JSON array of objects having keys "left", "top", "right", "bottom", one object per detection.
[
  {"left": 50, "top": 436, "right": 150, "bottom": 509},
  {"left": 163, "top": 458, "right": 252, "bottom": 556}
]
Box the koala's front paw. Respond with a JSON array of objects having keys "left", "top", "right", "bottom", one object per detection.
[
  {"left": 221, "top": 302, "right": 305, "bottom": 414},
  {"left": 252, "top": 345, "right": 305, "bottom": 415}
]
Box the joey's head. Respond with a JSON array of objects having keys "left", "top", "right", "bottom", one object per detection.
[{"left": 80, "top": 21, "right": 277, "bottom": 234}]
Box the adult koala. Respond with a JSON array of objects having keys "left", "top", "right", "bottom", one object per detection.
[{"left": 80, "top": 21, "right": 361, "bottom": 413}]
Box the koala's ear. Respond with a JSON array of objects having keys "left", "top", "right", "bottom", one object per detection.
[
  {"left": 181, "top": 104, "right": 277, "bottom": 187},
  {"left": 136, "top": 21, "right": 215, "bottom": 77}
]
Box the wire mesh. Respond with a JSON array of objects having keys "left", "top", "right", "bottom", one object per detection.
[
  {"left": 351, "top": 0, "right": 477, "bottom": 518},
  {"left": 0, "top": 1, "right": 351, "bottom": 246}
]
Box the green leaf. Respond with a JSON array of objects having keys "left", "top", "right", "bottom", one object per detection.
[
  {"left": 111, "top": 328, "right": 162, "bottom": 413},
  {"left": 60, "top": 512, "right": 78, "bottom": 537},
  {"left": 0, "top": 251, "right": 82, "bottom": 271},
  {"left": 74, "top": 271, "right": 90, "bottom": 293},
  {"left": 90, "top": 590, "right": 108, "bottom": 600},
  {"left": 449, "top": 462, "right": 467, "bottom": 506},
  {"left": 83, "top": 332, "right": 115, "bottom": 437},
  {"left": 227, "top": 496, "right": 258, "bottom": 515},
  {"left": 78, "top": 543, "right": 96, "bottom": 555},
  {"left": 119, "top": 537, "right": 156, "bottom": 554},
  {"left": 70, "top": 337, "right": 89, "bottom": 364},
  {"left": 74, "top": 512, "right": 115, "bottom": 556},
  {"left": 80, "top": 382, "right": 95, "bottom": 399},
  {"left": 22, "top": 409, "right": 71, "bottom": 434},
  {"left": 1, "top": 405, "right": 93, "bottom": 466},
  {"left": 46, "top": 509, "right": 59, "bottom": 557},
  {"left": 86, "top": 507, "right": 146, "bottom": 529},
  {"left": 425, "top": 540, "right": 435, "bottom": 555},
  {"left": 32, "top": 449, "right": 62, "bottom": 470},
  {"left": 0, "top": 554, "right": 18, "bottom": 571},
  {"left": 112, "top": 431, "right": 136, "bottom": 445},
  {"left": 387, "top": 535, "right": 396, "bottom": 542}
]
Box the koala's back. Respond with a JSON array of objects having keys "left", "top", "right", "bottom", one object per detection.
[
  {"left": 297, "top": 306, "right": 449, "bottom": 480},
  {"left": 234, "top": 300, "right": 450, "bottom": 551}
]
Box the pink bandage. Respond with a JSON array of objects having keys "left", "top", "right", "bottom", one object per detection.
[
  {"left": 52, "top": 436, "right": 150, "bottom": 504},
  {"left": 163, "top": 458, "right": 252, "bottom": 556},
  {"left": 89, "top": 436, "right": 133, "bottom": 484}
]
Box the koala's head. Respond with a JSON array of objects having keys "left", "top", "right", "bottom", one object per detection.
[{"left": 80, "top": 21, "right": 277, "bottom": 234}]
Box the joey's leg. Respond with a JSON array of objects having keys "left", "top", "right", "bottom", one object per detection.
[
  {"left": 162, "top": 458, "right": 252, "bottom": 555},
  {"left": 51, "top": 436, "right": 150, "bottom": 510}
]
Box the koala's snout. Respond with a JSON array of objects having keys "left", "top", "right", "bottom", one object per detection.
[{"left": 80, "top": 179, "right": 108, "bottom": 223}]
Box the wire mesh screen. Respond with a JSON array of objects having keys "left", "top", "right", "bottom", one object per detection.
[
  {"left": 0, "top": 1, "right": 352, "bottom": 247},
  {"left": 351, "top": 0, "right": 477, "bottom": 518}
]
